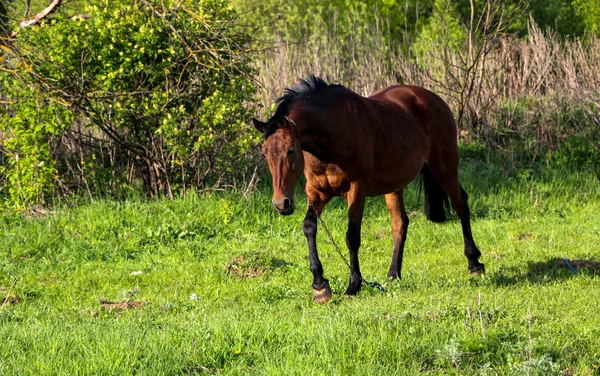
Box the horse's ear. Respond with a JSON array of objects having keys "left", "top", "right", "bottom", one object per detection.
[{"left": 252, "top": 118, "right": 266, "bottom": 133}]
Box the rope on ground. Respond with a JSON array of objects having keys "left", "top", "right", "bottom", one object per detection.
[{"left": 563, "top": 258, "right": 578, "bottom": 274}]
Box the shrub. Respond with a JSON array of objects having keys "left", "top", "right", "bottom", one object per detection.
[{"left": 1, "top": 0, "right": 257, "bottom": 207}]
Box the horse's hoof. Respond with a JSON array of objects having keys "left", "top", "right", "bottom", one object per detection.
[
  {"left": 344, "top": 284, "right": 361, "bottom": 296},
  {"left": 312, "top": 283, "right": 332, "bottom": 303},
  {"left": 469, "top": 263, "right": 485, "bottom": 276}
]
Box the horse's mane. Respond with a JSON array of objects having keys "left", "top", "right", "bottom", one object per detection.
[{"left": 263, "top": 75, "right": 344, "bottom": 138}]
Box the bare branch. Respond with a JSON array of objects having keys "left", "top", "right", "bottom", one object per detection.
[
  {"left": 24, "top": 0, "right": 31, "bottom": 18},
  {"left": 10, "top": 0, "right": 63, "bottom": 38}
]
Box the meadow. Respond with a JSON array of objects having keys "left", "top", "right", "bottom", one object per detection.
[{"left": 1, "top": 150, "right": 600, "bottom": 375}]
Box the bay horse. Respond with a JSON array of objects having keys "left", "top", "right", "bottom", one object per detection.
[{"left": 253, "top": 75, "right": 485, "bottom": 303}]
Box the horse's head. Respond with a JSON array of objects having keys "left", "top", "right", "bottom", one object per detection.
[{"left": 253, "top": 117, "right": 304, "bottom": 215}]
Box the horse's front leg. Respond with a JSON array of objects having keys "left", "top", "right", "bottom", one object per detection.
[
  {"left": 303, "top": 189, "right": 332, "bottom": 303},
  {"left": 344, "top": 182, "right": 366, "bottom": 296}
]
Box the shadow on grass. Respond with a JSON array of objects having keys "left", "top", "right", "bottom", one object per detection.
[
  {"left": 271, "top": 258, "right": 293, "bottom": 268},
  {"left": 490, "top": 258, "right": 600, "bottom": 286}
]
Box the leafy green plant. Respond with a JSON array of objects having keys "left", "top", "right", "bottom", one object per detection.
[
  {"left": 232, "top": 0, "right": 431, "bottom": 43},
  {"left": 0, "top": 76, "right": 73, "bottom": 208},
  {"left": 1, "top": 0, "right": 258, "bottom": 207},
  {"left": 573, "top": 0, "right": 600, "bottom": 35}
]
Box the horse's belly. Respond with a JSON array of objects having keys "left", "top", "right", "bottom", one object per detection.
[
  {"left": 366, "top": 153, "right": 425, "bottom": 196},
  {"left": 304, "top": 146, "right": 425, "bottom": 198}
]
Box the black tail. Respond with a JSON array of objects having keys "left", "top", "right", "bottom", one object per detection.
[{"left": 420, "top": 164, "right": 450, "bottom": 223}]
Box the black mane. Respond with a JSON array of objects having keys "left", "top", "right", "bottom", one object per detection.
[{"left": 263, "top": 75, "right": 344, "bottom": 138}]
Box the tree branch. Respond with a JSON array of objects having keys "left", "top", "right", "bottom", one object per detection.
[
  {"left": 10, "top": 0, "right": 63, "bottom": 38},
  {"left": 24, "top": 0, "right": 32, "bottom": 18}
]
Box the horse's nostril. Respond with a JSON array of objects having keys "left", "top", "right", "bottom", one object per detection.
[{"left": 283, "top": 198, "right": 291, "bottom": 209}]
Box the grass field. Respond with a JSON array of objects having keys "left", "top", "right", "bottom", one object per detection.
[{"left": 1, "top": 153, "right": 600, "bottom": 375}]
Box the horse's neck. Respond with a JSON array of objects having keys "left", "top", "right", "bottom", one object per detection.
[
  {"left": 293, "top": 92, "right": 363, "bottom": 163},
  {"left": 297, "top": 120, "right": 332, "bottom": 163}
]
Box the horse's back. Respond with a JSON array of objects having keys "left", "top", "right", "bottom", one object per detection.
[
  {"left": 302, "top": 83, "right": 460, "bottom": 197},
  {"left": 369, "top": 85, "right": 457, "bottom": 137},
  {"left": 366, "top": 84, "right": 461, "bottom": 186}
]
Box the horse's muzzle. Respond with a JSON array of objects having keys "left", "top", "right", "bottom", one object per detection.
[
  {"left": 273, "top": 197, "right": 294, "bottom": 215},
  {"left": 277, "top": 207, "right": 294, "bottom": 216}
]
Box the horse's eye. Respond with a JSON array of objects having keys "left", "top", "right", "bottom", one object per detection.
[{"left": 287, "top": 148, "right": 295, "bottom": 157}]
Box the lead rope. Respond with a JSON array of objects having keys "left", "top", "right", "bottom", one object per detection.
[
  {"left": 285, "top": 117, "right": 384, "bottom": 293},
  {"left": 308, "top": 200, "right": 351, "bottom": 271},
  {"left": 308, "top": 199, "right": 385, "bottom": 293}
]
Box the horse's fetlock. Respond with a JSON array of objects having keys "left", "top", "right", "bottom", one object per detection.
[
  {"left": 312, "top": 279, "right": 329, "bottom": 290},
  {"left": 309, "top": 264, "right": 323, "bottom": 276}
]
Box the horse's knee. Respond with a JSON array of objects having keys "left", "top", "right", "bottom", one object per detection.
[{"left": 302, "top": 216, "right": 317, "bottom": 237}]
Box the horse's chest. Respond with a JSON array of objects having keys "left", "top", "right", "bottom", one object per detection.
[
  {"left": 304, "top": 157, "right": 352, "bottom": 197},
  {"left": 325, "top": 169, "right": 352, "bottom": 196}
]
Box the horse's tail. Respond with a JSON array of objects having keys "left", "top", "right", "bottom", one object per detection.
[{"left": 420, "top": 164, "right": 450, "bottom": 223}]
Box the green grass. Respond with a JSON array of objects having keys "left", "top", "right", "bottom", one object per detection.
[{"left": 1, "top": 158, "right": 600, "bottom": 375}]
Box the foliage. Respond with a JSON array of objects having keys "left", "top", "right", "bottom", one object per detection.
[
  {"left": 529, "top": 0, "right": 585, "bottom": 36},
  {"left": 0, "top": 78, "right": 73, "bottom": 207},
  {"left": 2, "top": 0, "right": 600, "bottom": 210},
  {"left": 1, "top": 0, "right": 257, "bottom": 207},
  {"left": 572, "top": 0, "right": 600, "bottom": 35},
  {"left": 232, "top": 0, "right": 430, "bottom": 42},
  {"left": 253, "top": 2, "right": 600, "bottom": 166},
  {"left": 411, "top": 0, "right": 464, "bottom": 63},
  {"left": 232, "top": 0, "right": 598, "bottom": 42},
  {"left": 1, "top": 158, "right": 600, "bottom": 374},
  {"left": 232, "top": 0, "right": 599, "bottom": 49}
]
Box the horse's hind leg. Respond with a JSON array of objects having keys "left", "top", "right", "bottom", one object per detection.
[
  {"left": 385, "top": 190, "right": 409, "bottom": 279},
  {"left": 427, "top": 151, "right": 485, "bottom": 275},
  {"left": 441, "top": 176, "right": 485, "bottom": 275}
]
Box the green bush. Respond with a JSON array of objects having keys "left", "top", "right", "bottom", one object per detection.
[
  {"left": 0, "top": 79, "right": 72, "bottom": 207},
  {"left": 1, "top": 0, "right": 257, "bottom": 207},
  {"left": 573, "top": 0, "right": 600, "bottom": 35}
]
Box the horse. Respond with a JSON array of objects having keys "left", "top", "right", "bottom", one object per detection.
[{"left": 252, "top": 75, "right": 485, "bottom": 303}]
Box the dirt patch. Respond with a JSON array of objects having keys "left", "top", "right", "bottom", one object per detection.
[
  {"left": 19, "top": 205, "right": 56, "bottom": 219},
  {"left": 2, "top": 293, "right": 20, "bottom": 306},
  {"left": 99, "top": 298, "right": 146, "bottom": 311},
  {"left": 226, "top": 256, "right": 267, "bottom": 279},
  {"left": 509, "top": 232, "right": 536, "bottom": 241},
  {"left": 183, "top": 365, "right": 216, "bottom": 374},
  {"left": 384, "top": 311, "right": 441, "bottom": 322},
  {"left": 488, "top": 251, "right": 504, "bottom": 260},
  {"left": 555, "top": 258, "right": 600, "bottom": 272}
]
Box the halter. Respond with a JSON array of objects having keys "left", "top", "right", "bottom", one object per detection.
[{"left": 283, "top": 116, "right": 300, "bottom": 137}]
